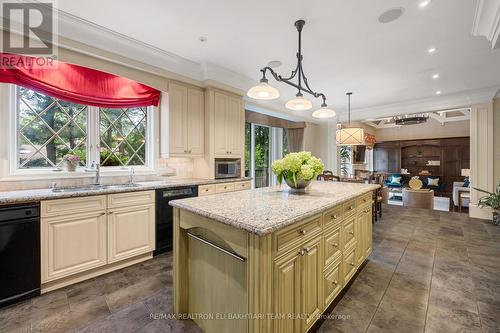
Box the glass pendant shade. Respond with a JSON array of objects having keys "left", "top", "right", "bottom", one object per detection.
[
  {"left": 312, "top": 106, "right": 336, "bottom": 119},
  {"left": 285, "top": 95, "right": 313, "bottom": 111},
  {"left": 246, "top": 81, "right": 280, "bottom": 100},
  {"left": 336, "top": 127, "right": 365, "bottom": 145}
]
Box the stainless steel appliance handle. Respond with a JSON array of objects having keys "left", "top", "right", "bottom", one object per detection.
[{"left": 187, "top": 232, "right": 246, "bottom": 262}]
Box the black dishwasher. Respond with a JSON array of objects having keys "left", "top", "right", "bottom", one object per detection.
[
  {"left": 155, "top": 186, "right": 198, "bottom": 256},
  {"left": 0, "top": 204, "right": 40, "bottom": 308}
]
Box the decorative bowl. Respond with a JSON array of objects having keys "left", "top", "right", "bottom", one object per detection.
[{"left": 285, "top": 178, "right": 311, "bottom": 192}]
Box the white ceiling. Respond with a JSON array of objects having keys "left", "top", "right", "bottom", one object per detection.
[{"left": 56, "top": 0, "right": 500, "bottom": 121}]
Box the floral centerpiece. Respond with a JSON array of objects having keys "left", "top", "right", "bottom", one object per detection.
[
  {"left": 272, "top": 151, "right": 324, "bottom": 191},
  {"left": 64, "top": 154, "right": 81, "bottom": 172}
]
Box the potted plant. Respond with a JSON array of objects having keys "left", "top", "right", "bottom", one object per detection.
[
  {"left": 64, "top": 154, "right": 81, "bottom": 172},
  {"left": 474, "top": 186, "right": 500, "bottom": 225},
  {"left": 272, "top": 151, "right": 324, "bottom": 191}
]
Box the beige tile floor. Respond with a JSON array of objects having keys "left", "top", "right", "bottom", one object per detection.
[{"left": 1, "top": 204, "right": 499, "bottom": 333}]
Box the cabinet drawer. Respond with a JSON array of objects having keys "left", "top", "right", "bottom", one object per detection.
[
  {"left": 108, "top": 190, "right": 155, "bottom": 209},
  {"left": 324, "top": 259, "right": 342, "bottom": 308},
  {"left": 199, "top": 184, "right": 216, "bottom": 196},
  {"left": 274, "top": 214, "right": 322, "bottom": 257},
  {"left": 323, "top": 205, "right": 343, "bottom": 230},
  {"left": 215, "top": 183, "right": 235, "bottom": 193},
  {"left": 357, "top": 192, "right": 372, "bottom": 208},
  {"left": 343, "top": 199, "right": 357, "bottom": 216},
  {"left": 234, "top": 181, "right": 251, "bottom": 191},
  {"left": 324, "top": 225, "right": 342, "bottom": 267},
  {"left": 343, "top": 246, "right": 357, "bottom": 283},
  {"left": 342, "top": 216, "right": 356, "bottom": 251},
  {"left": 42, "top": 195, "right": 106, "bottom": 218}
]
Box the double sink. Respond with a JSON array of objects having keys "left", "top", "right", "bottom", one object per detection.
[{"left": 51, "top": 183, "right": 140, "bottom": 193}]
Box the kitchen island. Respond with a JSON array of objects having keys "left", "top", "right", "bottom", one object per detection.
[{"left": 170, "top": 181, "right": 379, "bottom": 333}]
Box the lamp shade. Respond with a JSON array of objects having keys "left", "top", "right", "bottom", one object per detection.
[
  {"left": 336, "top": 127, "right": 365, "bottom": 145},
  {"left": 312, "top": 106, "right": 336, "bottom": 119},
  {"left": 246, "top": 81, "right": 280, "bottom": 100},
  {"left": 461, "top": 169, "right": 470, "bottom": 177},
  {"left": 285, "top": 96, "right": 313, "bottom": 111}
]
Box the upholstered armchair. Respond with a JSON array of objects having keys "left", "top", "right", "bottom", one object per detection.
[
  {"left": 384, "top": 173, "right": 404, "bottom": 189},
  {"left": 452, "top": 181, "right": 470, "bottom": 208}
]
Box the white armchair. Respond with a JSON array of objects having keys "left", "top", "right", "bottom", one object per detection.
[{"left": 452, "top": 181, "right": 470, "bottom": 208}]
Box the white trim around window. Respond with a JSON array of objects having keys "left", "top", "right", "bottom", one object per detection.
[{"left": 5, "top": 84, "right": 156, "bottom": 179}]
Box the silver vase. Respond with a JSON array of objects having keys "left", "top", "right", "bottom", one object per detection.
[{"left": 285, "top": 178, "right": 311, "bottom": 193}]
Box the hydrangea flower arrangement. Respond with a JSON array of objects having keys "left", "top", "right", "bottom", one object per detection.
[{"left": 272, "top": 151, "right": 324, "bottom": 188}]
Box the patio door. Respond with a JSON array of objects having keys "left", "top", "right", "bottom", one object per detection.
[{"left": 245, "top": 123, "right": 271, "bottom": 188}]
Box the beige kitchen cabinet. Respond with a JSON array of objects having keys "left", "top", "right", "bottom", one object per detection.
[
  {"left": 198, "top": 181, "right": 251, "bottom": 197},
  {"left": 212, "top": 91, "right": 243, "bottom": 157},
  {"left": 168, "top": 81, "right": 204, "bottom": 157},
  {"left": 272, "top": 223, "right": 323, "bottom": 333},
  {"left": 41, "top": 210, "right": 107, "bottom": 283},
  {"left": 323, "top": 258, "right": 343, "bottom": 308},
  {"left": 108, "top": 203, "right": 155, "bottom": 263},
  {"left": 41, "top": 191, "right": 155, "bottom": 290}
]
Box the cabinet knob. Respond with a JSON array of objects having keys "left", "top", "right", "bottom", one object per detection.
[
  {"left": 303, "top": 247, "right": 310, "bottom": 253},
  {"left": 349, "top": 205, "right": 354, "bottom": 210},
  {"left": 332, "top": 243, "right": 338, "bottom": 248},
  {"left": 349, "top": 231, "right": 354, "bottom": 235},
  {"left": 298, "top": 229, "right": 306, "bottom": 235},
  {"left": 332, "top": 280, "right": 338, "bottom": 285},
  {"left": 331, "top": 214, "right": 338, "bottom": 219},
  {"left": 350, "top": 262, "right": 355, "bottom": 266},
  {"left": 205, "top": 188, "right": 209, "bottom": 192},
  {"left": 298, "top": 249, "right": 305, "bottom": 256}
]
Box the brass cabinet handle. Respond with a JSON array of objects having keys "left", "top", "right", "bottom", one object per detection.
[
  {"left": 332, "top": 243, "right": 338, "bottom": 248},
  {"left": 349, "top": 205, "right": 354, "bottom": 210},
  {"left": 107, "top": 211, "right": 113, "bottom": 214},
  {"left": 298, "top": 229, "right": 306, "bottom": 235},
  {"left": 349, "top": 262, "right": 355, "bottom": 266},
  {"left": 332, "top": 280, "right": 338, "bottom": 285},
  {"left": 298, "top": 249, "right": 305, "bottom": 256},
  {"left": 303, "top": 247, "right": 310, "bottom": 253},
  {"left": 349, "top": 231, "right": 354, "bottom": 235},
  {"left": 331, "top": 214, "right": 338, "bottom": 219}
]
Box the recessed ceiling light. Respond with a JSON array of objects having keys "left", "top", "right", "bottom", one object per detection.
[
  {"left": 267, "top": 60, "right": 282, "bottom": 68},
  {"left": 428, "top": 47, "right": 437, "bottom": 53},
  {"left": 419, "top": 0, "right": 431, "bottom": 8},
  {"left": 198, "top": 36, "right": 208, "bottom": 42},
  {"left": 432, "top": 74, "right": 439, "bottom": 79},
  {"left": 378, "top": 8, "right": 405, "bottom": 24},
  {"left": 436, "top": 90, "right": 442, "bottom": 95}
]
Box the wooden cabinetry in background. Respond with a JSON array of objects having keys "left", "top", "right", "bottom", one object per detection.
[{"left": 374, "top": 137, "right": 470, "bottom": 194}]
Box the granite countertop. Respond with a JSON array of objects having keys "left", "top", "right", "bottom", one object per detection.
[
  {"left": 170, "top": 181, "right": 379, "bottom": 235},
  {"left": 0, "top": 177, "right": 251, "bottom": 205}
]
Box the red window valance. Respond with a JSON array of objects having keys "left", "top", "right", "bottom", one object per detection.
[{"left": 0, "top": 53, "right": 160, "bottom": 108}]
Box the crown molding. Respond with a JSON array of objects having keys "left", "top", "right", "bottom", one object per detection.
[
  {"left": 346, "top": 86, "right": 500, "bottom": 122},
  {"left": 472, "top": 0, "right": 500, "bottom": 49}
]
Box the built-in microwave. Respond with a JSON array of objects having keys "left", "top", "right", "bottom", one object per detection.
[{"left": 215, "top": 158, "right": 241, "bottom": 179}]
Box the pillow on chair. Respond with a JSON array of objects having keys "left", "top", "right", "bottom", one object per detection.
[
  {"left": 427, "top": 177, "right": 439, "bottom": 186},
  {"left": 463, "top": 178, "right": 470, "bottom": 187},
  {"left": 391, "top": 176, "right": 402, "bottom": 184}
]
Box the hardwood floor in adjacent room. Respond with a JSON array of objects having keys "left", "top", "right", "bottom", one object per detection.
[{"left": 1, "top": 205, "right": 499, "bottom": 333}]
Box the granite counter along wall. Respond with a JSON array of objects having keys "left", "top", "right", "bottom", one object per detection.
[{"left": 0, "top": 157, "right": 198, "bottom": 191}]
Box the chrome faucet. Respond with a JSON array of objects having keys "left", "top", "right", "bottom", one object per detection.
[
  {"left": 86, "top": 161, "right": 101, "bottom": 185},
  {"left": 128, "top": 168, "right": 135, "bottom": 185}
]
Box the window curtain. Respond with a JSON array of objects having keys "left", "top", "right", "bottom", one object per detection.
[
  {"left": 0, "top": 53, "right": 160, "bottom": 108},
  {"left": 286, "top": 128, "right": 304, "bottom": 152}
]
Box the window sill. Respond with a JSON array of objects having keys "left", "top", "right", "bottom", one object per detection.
[{"left": 0, "top": 168, "right": 158, "bottom": 182}]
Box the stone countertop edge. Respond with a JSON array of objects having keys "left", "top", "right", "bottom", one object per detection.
[
  {"left": 170, "top": 184, "right": 380, "bottom": 236},
  {"left": 0, "top": 177, "right": 252, "bottom": 205}
]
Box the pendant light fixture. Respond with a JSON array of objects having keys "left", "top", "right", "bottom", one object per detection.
[
  {"left": 336, "top": 92, "right": 365, "bottom": 145},
  {"left": 247, "top": 20, "right": 336, "bottom": 118}
]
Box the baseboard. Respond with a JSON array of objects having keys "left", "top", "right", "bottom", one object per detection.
[{"left": 469, "top": 204, "right": 492, "bottom": 220}]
